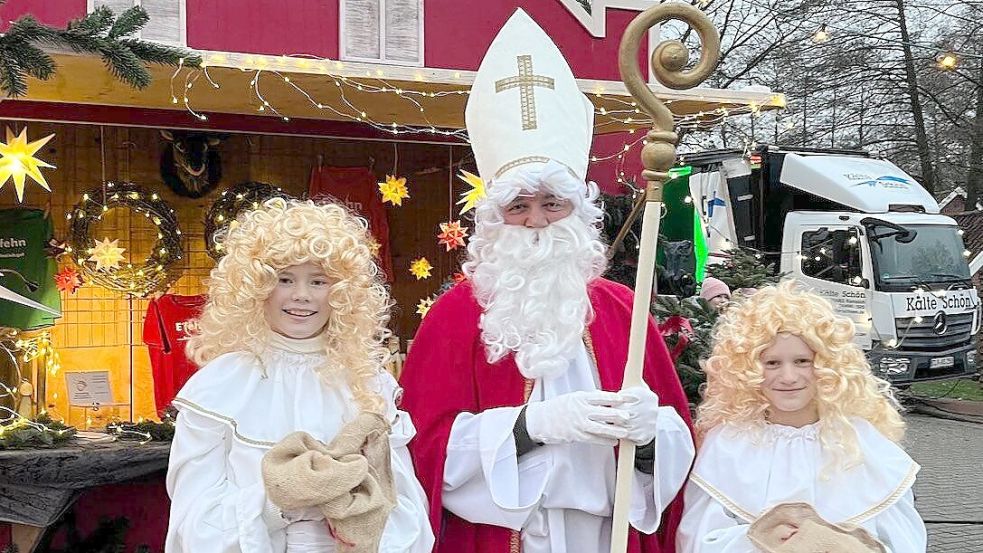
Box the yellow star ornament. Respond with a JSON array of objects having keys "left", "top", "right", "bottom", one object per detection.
[
  {"left": 378, "top": 175, "right": 410, "bottom": 206},
  {"left": 416, "top": 296, "right": 435, "bottom": 318},
  {"left": 457, "top": 170, "right": 486, "bottom": 215},
  {"left": 0, "top": 127, "right": 56, "bottom": 203},
  {"left": 409, "top": 257, "right": 433, "bottom": 280},
  {"left": 88, "top": 237, "right": 126, "bottom": 272}
]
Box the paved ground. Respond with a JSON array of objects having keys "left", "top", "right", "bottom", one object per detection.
[{"left": 905, "top": 413, "right": 983, "bottom": 552}]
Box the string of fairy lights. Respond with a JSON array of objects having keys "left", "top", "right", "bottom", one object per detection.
[
  {"left": 0, "top": 332, "right": 71, "bottom": 446},
  {"left": 807, "top": 18, "right": 983, "bottom": 67},
  {"left": 167, "top": 53, "right": 781, "bottom": 172},
  {"left": 0, "top": 332, "right": 61, "bottom": 408},
  {"left": 0, "top": 331, "right": 172, "bottom": 445}
]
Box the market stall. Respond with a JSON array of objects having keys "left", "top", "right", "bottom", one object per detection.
[{"left": 0, "top": 1, "right": 784, "bottom": 550}]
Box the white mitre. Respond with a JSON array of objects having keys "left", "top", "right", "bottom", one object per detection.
[{"left": 465, "top": 8, "right": 595, "bottom": 184}]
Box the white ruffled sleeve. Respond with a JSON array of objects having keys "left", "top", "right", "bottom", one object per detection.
[
  {"left": 441, "top": 406, "right": 554, "bottom": 530},
  {"left": 165, "top": 409, "right": 286, "bottom": 553},
  {"left": 377, "top": 373, "right": 436, "bottom": 553},
  {"left": 873, "top": 489, "right": 927, "bottom": 552},
  {"left": 675, "top": 479, "right": 755, "bottom": 553},
  {"left": 629, "top": 405, "right": 695, "bottom": 532}
]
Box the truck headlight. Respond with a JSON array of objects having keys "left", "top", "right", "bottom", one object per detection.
[
  {"left": 968, "top": 351, "right": 977, "bottom": 367},
  {"left": 878, "top": 357, "right": 910, "bottom": 375}
]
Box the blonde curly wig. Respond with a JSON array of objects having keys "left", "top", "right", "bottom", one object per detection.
[
  {"left": 186, "top": 198, "right": 391, "bottom": 413},
  {"left": 697, "top": 280, "right": 905, "bottom": 465}
]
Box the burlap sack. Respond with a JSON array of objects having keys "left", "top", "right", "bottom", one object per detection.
[
  {"left": 262, "top": 412, "right": 395, "bottom": 553},
  {"left": 748, "top": 502, "right": 886, "bottom": 553}
]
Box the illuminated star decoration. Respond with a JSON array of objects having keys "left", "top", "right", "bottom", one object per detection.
[
  {"left": 54, "top": 266, "right": 83, "bottom": 294},
  {"left": 457, "top": 170, "right": 486, "bottom": 215},
  {"left": 0, "top": 127, "right": 56, "bottom": 203},
  {"left": 378, "top": 174, "right": 410, "bottom": 206},
  {"left": 88, "top": 237, "right": 126, "bottom": 272},
  {"left": 437, "top": 220, "right": 469, "bottom": 251},
  {"left": 416, "top": 296, "right": 435, "bottom": 318},
  {"left": 409, "top": 257, "right": 433, "bottom": 280}
]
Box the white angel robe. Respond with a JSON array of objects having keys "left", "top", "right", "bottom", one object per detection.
[
  {"left": 442, "top": 341, "right": 695, "bottom": 553},
  {"left": 676, "top": 418, "right": 927, "bottom": 553},
  {"left": 165, "top": 335, "right": 434, "bottom": 553}
]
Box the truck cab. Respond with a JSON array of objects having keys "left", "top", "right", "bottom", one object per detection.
[{"left": 672, "top": 145, "right": 980, "bottom": 384}]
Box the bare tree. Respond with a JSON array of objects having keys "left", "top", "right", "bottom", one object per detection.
[
  {"left": 966, "top": 56, "right": 983, "bottom": 208},
  {"left": 670, "top": 0, "right": 981, "bottom": 203},
  {"left": 893, "top": 0, "right": 938, "bottom": 193}
]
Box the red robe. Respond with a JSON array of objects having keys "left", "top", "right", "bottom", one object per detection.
[{"left": 400, "top": 278, "right": 693, "bottom": 553}]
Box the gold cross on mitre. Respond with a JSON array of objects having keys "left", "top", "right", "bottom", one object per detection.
[
  {"left": 465, "top": 9, "right": 594, "bottom": 186},
  {"left": 495, "top": 55, "right": 555, "bottom": 131}
]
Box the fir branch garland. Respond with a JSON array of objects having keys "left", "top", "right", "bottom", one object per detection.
[
  {"left": 0, "top": 4, "right": 201, "bottom": 97},
  {"left": 108, "top": 6, "right": 149, "bottom": 39},
  {"left": 0, "top": 413, "right": 76, "bottom": 450},
  {"left": 107, "top": 417, "right": 175, "bottom": 442}
]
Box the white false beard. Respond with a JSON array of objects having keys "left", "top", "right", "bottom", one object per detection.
[{"left": 469, "top": 216, "right": 607, "bottom": 379}]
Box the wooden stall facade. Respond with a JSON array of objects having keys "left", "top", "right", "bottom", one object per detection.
[{"left": 0, "top": 121, "right": 471, "bottom": 421}]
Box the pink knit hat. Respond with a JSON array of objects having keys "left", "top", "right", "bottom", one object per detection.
[{"left": 699, "top": 277, "right": 731, "bottom": 302}]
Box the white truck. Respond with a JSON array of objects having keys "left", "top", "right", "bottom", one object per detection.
[{"left": 665, "top": 145, "right": 980, "bottom": 384}]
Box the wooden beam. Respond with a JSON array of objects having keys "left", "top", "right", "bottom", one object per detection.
[{"left": 6, "top": 51, "right": 785, "bottom": 134}]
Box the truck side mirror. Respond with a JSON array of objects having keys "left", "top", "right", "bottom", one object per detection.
[{"left": 850, "top": 277, "right": 870, "bottom": 289}]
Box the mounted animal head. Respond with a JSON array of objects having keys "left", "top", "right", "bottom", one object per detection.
[{"left": 159, "top": 130, "right": 226, "bottom": 198}]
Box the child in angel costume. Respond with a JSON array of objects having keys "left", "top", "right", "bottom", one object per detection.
[
  {"left": 676, "top": 281, "right": 927, "bottom": 553},
  {"left": 165, "top": 199, "right": 434, "bottom": 553}
]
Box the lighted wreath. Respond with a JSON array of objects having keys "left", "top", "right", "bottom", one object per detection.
[
  {"left": 67, "top": 182, "right": 184, "bottom": 296},
  {"left": 204, "top": 181, "right": 293, "bottom": 259}
]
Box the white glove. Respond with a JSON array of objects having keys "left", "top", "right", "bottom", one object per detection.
[
  {"left": 286, "top": 520, "right": 335, "bottom": 551},
  {"left": 262, "top": 501, "right": 324, "bottom": 531},
  {"left": 285, "top": 506, "right": 325, "bottom": 522},
  {"left": 615, "top": 386, "right": 660, "bottom": 446},
  {"left": 261, "top": 499, "right": 291, "bottom": 531},
  {"left": 525, "top": 390, "right": 629, "bottom": 447}
]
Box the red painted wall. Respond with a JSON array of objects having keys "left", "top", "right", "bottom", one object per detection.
[
  {"left": 2, "top": 1, "right": 645, "bottom": 82},
  {"left": 425, "top": 1, "right": 643, "bottom": 81},
  {"left": 185, "top": 0, "right": 641, "bottom": 81},
  {"left": 0, "top": 0, "right": 85, "bottom": 31},
  {"left": 589, "top": 131, "right": 644, "bottom": 195},
  {"left": 186, "top": 0, "right": 340, "bottom": 59}
]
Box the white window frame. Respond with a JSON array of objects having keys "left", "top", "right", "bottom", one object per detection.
[
  {"left": 339, "top": 0, "right": 424, "bottom": 67},
  {"left": 86, "top": 0, "right": 188, "bottom": 48}
]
